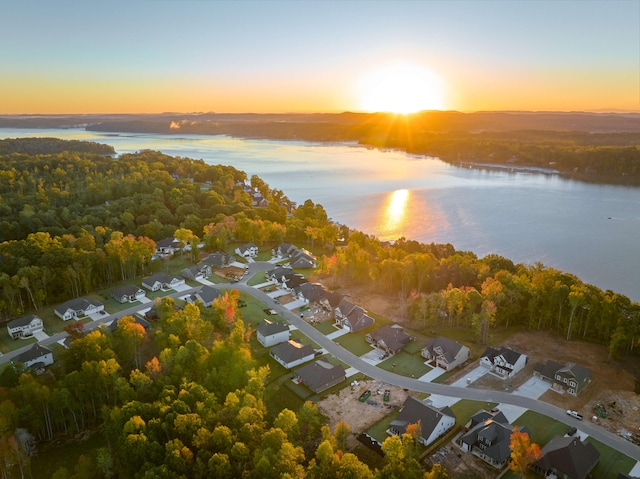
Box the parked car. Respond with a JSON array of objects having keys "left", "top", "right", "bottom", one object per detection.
[{"left": 566, "top": 410, "right": 583, "bottom": 420}]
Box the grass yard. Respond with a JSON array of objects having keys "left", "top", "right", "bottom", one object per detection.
[
  {"left": 313, "top": 320, "right": 338, "bottom": 335},
  {"left": 586, "top": 437, "right": 637, "bottom": 479},
  {"left": 377, "top": 351, "right": 432, "bottom": 378},
  {"left": 513, "top": 410, "right": 570, "bottom": 446},
  {"left": 238, "top": 291, "right": 285, "bottom": 327},
  {"left": 247, "top": 271, "right": 267, "bottom": 286},
  {"left": 335, "top": 332, "right": 373, "bottom": 356},
  {"left": 366, "top": 408, "right": 400, "bottom": 443},
  {"left": 450, "top": 399, "right": 499, "bottom": 427}
]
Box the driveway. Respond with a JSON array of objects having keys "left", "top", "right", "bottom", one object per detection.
[
  {"left": 417, "top": 366, "right": 446, "bottom": 382},
  {"left": 33, "top": 330, "right": 50, "bottom": 341},
  {"left": 513, "top": 376, "right": 551, "bottom": 399}
]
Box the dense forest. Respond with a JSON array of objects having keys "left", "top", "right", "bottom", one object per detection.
[{"left": 0, "top": 137, "right": 638, "bottom": 477}]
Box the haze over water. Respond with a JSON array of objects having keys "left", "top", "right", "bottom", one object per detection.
[{"left": 2, "top": 128, "right": 640, "bottom": 302}]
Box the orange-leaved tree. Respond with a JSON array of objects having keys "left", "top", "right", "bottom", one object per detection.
[{"left": 509, "top": 426, "right": 541, "bottom": 478}]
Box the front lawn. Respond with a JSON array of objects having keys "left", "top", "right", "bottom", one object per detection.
[
  {"left": 513, "top": 410, "right": 570, "bottom": 446},
  {"left": 377, "top": 351, "right": 432, "bottom": 378},
  {"left": 313, "top": 320, "right": 338, "bottom": 335},
  {"left": 586, "top": 437, "right": 637, "bottom": 479},
  {"left": 335, "top": 332, "right": 373, "bottom": 356}
]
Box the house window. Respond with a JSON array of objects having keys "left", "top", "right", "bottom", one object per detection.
[
  {"left": 563, "top": 378, "right": 567, "bottom": 383},
  {"left": 570, "top": 381, "right": 576, "bottom": 387}
]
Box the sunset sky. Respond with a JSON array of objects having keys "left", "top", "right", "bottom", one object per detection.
[{"left": 1, "top": 1, "right": 637, "bottom": 114}]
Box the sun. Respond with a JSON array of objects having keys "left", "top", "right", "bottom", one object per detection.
[{"left": 357, "top": 63, "right": 446, "bottom": 114}]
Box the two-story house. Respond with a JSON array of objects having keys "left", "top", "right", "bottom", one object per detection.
[
  {"left": 479, "top": 346, "right": 527, "bottom": 379},
  {"left": 422, "top": 336, "right": 471, "bottom": 371}
]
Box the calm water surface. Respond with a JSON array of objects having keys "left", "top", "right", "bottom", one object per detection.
[{"left": 2, "top": 128, "right": 640, "bottom": 301}]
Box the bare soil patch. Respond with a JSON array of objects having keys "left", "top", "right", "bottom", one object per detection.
[{"left": 317, "top": 379, "right": 411, "bottom": 448}]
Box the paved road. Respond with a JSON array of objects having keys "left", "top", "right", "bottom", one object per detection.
[{"left": 4, "top": 260, "right": 640, "bottom": 462}]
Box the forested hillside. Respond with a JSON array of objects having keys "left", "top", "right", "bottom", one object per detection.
[{"left": 0, "top": 138, "right": 638, "bottom": 477}]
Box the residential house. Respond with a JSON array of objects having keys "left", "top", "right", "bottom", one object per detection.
[
  {"left": 181, "top": 262, "right": 212, "bottom": 281},
  {"left": 270, "top": 340, "right": 315, "bottom": 369},
  {"left": 388, "top": 396, "right": 456, "bottom": 446},
  {"left": 532, "top": 435, "right": 599, "bottom": 479},
  {"left": 320, "top": 291, "right": 344, "bottom": 313},
  {"left": 289, "top": 248, "right": 317, "bottom": 269},
  {"left": 422, "top": 336, "right": 471, "bottom": 371},
  {"left": 460, "top": 412, "right": 527, "bottom": 469},
  {"left": 256, "top": 319, "right": 290, "bottom": 347},
  {"left": 144, "top": 303, "right": 183, "bottom": 321},
  {"left": 142, "top": 272, "right": 185, "bottom": 292},
  {"left": 54, "top": 298, "right": 105, "bottom": 321},
  {"left": 155, "top": 236, "right": 182, "bottom": 255},
  {"left": 280, "top": 272, "right": 307, "bottom": 292},
  {"left": 187, "top": 285, "right": 221, "bottom": 308},
  {"left": 235, "top": 243, "right": 258, "bottom": 258},
  {"left": 7, "top": 315, "right": 43, "bottom": 339},
  {"left": 274, "top": 243, "right": 316, "bottom": 268},
  {"left": 366, "top": 325, "right": 413, "bottom": 356},
  {"left": 467, "top": 409, "right": 509, "bottom": 429},
  {"left": 479, "top": 347, "right": 527, "bottom": 379},
  {"left": 265, "top": 265, "right": 293, "bottom": 285},
  {"left": 112, "top": 285, "right": 146, "bottom": 304},
  {"left": 334, "top": 300, "right": 374, "bottom": 333},
  {"left": 202, "top": 251, "right": 233, "bottom": 268},
  {"left": 294, "top": 282, "right": 327, "bottom": 304},
  {"left": 533, "top": 360, "right": 591, "bottom": 396},
  {"left": 293, "top": 360, "right": 346, "bottom": 393},
  {"left": 13, "top": 343, "right": 54, "bottom": 371}
]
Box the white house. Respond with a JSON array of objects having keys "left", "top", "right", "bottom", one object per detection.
[
  {"left": 112, "top": 285, "right": 147, "bottom": 304},
  {"left": 256, "top": 319, "right": 289, "bottom": 347},
  {"left": 13, "top": 343, "right": 54, "bottom": 370},
  {"left": 235, "top": 243, "right": 258, "bottom": 258},
  {"left": 7, "top": 315, "right": 43, "bottom": 339},
  {"left": 155, "top": 236, "right": 182, "bottom": 255},
  {"left": 270, "top": 340, "right": 315, "bottom": 369},
  {"left": 388, "top": 397, "right": 456, "bottom": 446},
  {"left": 479, "top": 347, "right": 527, "bottom": 379},
  {"left": 54, "top": 298, "right": 105, "bottom": 321},
  {"left": 181, "top": 263, "right": 212, "bottom": 281},
  {"left": 142, "top": 272, "right": 185, "bottom": 292}
]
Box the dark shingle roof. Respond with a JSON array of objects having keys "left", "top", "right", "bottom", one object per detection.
[
  {"left": 112, "top": 284, "right": 143, "bottom": 298},
  {"left": 196, "top": 285, "right": 221, "bottom": 304},
  {"left": 8, "top": 314, "right": 40, "bottom": 329},
  {"left": 424, "top": 336, "right": 465, "bottom": 363},
  {"left": 370, "top": 325, "right": 412, "bottom": 352},
  {"left": 295, "top": 360, "right": 345, "bottom": 391},
  {"left": 389, "top": 396, "right": 456, "bottom": 442},
  {"left": 534, "top": 436, "right": 599, "bottom": 479},
  {"left": 257, "top": 319, "right": 289, "bottom": 336},
  {"left": 15, "top": 343, "right": 52, "bottom": 364},
  {"left": 271, "top": 340, "right": 314, "bottom": 363}
]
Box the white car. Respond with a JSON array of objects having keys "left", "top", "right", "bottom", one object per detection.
[{"left": 566, "top": 410, "right": 583, "bottom": 420}]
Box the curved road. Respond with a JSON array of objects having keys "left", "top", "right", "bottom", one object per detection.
[{"left": 4, "top": 260, "right": 640, "bottom": 462}]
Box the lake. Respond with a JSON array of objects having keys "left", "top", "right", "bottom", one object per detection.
[{"left": 2, "top": 127, "right": 640, "bottom": 302}]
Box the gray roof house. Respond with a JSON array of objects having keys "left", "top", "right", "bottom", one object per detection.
[
  {"left": 256, "top": 319, "right": 290, "bottom": 347},
  {"left": 181, "top": 262, "right": 212, "bottom": 281},
  {"left": 235, "top": 243, "right": 258, "bottom": 258},
  {"left": 366, "top": 325, "right": 413, "bottom": 356},
  {"left": 479, "top": 346, "right": 527, "bottom": 379},
  {"left": 294, "top": 282, "right": 327, "bottom": 304},
  {"left": 187, "top": 285, "right": 221, "bottom": 308},
  {"left": 460, "top": 412, "right": 528, "bottom": 469},
  {"left": 54, "top": 298, "right": 105, "bottom": 321},
  {"left": 112, "top": 284, "right": 146, "bottom": 304},
  {"left": 202, "top": 251, "right": 233, "bottom": 268},
  {"left": 7, "top": 314, "right": 43, "bottom": 340},
  {"left": 293, "top": 360, "right": 345, "bottom": 393},
  {"left": 155, "top": 236, "right": 182, "bottom": 255},
  {"left": 533, "top": 360, "right": 591, "bottom": 396},
  {"left": 422, "top": 336, "right": 471, "bottom": 371},
  {"left": 388, "top": 396, "right": 456, "bottom": 446},
  {"left": 270, "top": 340, "right": 315, "bottom": 369},
  {"left": 532, "top": 435, "right": 599, "bottom": 479},
  {"left": 13, "top": 343, "right": 54, "bottom": 370},
  {"left": 142, "top": 272, "right": 185, "bottom": 292},
  {"left": 336, "top": 304, "right": 374, "bottom": 333}
]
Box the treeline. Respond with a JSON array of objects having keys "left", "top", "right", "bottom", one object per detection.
[
  {"left": 0, "top": 137, "right": 115, "bottom": 156},
  {"left": 0, "top": 295, "right": 447, "bottom": 478},
  {"left": 0, "top": 139, "right": 338, "bottom": 318},
  {"left": 321, "top": 235, "right": 640, "bottom": 359}
]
